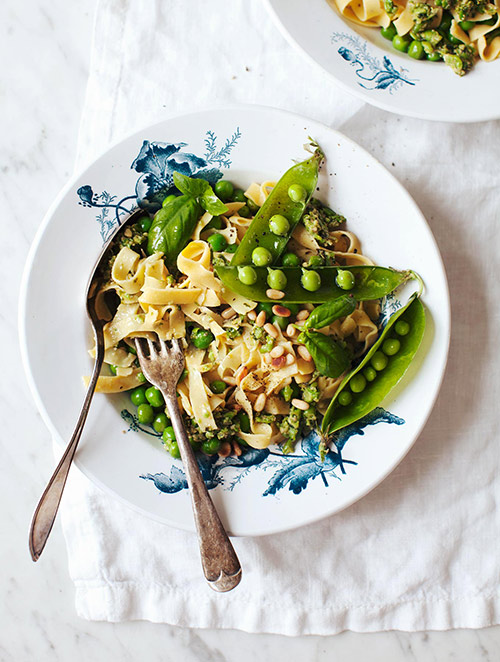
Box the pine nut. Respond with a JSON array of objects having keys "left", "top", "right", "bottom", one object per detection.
[
  {"left": 286, "top": 324, "right": 297, "bottom": 338},
  {"left": 271, "top": 356, "right": 287, "bottom": 370},
  {"left": 256, "top": 310, "right": 266, "bottom": 327},
  {"left": 264, "top": 323, "right": 278, "bottom": 338},
  {"left": 254, "top": 392, "right": 267, "bottom": 412},
  {"left": 286, "top": 353, "right": 296, "bottom": 366},
  {"left": 270, "top": 345, "right": 285, "bottom": 358},
  {"left": 283, "top": 376, "right": 292, "bottom": 386},
  {"left": 291, "top": 398, "right": 309, "bottom": 411},
  {"left": 218, "top": 441, "right": 232, "bottom": 458},
  {"left": 297, "top": 345, "right": 313, "bottom": 362},
  {"left": 222, "top": 307, "right": 236, "bottom": 319},
  {"left": 247, "top": 310, "right": 257, "bottom": 321},
  {"left": 297, "top": 309, "right": 310, "bottom": 321},
  {"left": 266, "top": 289, "right": 285, "bottom": 300},
  {"left": 272, "top": 304, "right": 291, "bottom": 317}
]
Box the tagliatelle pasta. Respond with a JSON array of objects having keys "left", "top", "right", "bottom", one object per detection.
[{"left": 329, "top": 0, "right": 500, "bottom": 74}]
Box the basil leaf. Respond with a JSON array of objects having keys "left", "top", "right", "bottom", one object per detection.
[
  {"left": 304, "top": 294, "right": 356, "bottom": 330},
  {"left": 173, "top": 171, "right": 228, "bottom": 216},
  {"left": 147, "top": 195, "right": 203, "bottom": 268},
  {"left": 300, "top": 330, "right": 350, "bottom": 378}
]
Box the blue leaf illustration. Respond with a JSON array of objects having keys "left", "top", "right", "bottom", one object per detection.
[{"left": 131, "top": 141, "right": 185, "bottom": 178}]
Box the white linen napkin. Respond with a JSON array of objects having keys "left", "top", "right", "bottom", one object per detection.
[{"left": 59, "top": 0, "right": 500, "bottom": 634}]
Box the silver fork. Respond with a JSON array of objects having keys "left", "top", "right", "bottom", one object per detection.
[{"left": 134, "top": 336, "right": 242, "bottom": 592}]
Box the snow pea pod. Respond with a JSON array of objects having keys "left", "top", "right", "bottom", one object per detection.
[
  {"left": 215, "top": 265, "right": 414, "bottom": 304},
  {"left": 321, "top": 295, "right": 426, "bottom": 435},
  {"left": 230, "top": 145, "right": 324, "bottom": 266}
]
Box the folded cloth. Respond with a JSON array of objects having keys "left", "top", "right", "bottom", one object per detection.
[{"left": 59, "top": 0, "right": 500, "bottom": 634}]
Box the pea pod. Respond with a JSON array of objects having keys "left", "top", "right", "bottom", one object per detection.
[
  {"left": 230, "top": 145, "right": 324, "bottom": 266},
  {"left": 304, "top": 294, "right": 356, "bottom": 330},
  {"left": 299, "top": 331, "right": 351, "bottom": 378},
  {"left": 215, "top": 265, "right": 414, "bottom": 304},
  {"left": 321, "top": 295, "right": 426, "bottom": 435},
  {"left": 147, "top": 195, "right": 203, "bottom": 267}
]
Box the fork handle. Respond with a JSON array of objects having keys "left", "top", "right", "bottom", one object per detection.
[{"left": 164, "top": 394, "right": 242, "bottom": 592}]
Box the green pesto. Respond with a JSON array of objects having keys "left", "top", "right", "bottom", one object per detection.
[
  {"left": 215, "top": 265, "right": 415, "bottom": 304},
  {"left": 301, "top": 198, "right": 346, "bottom": 248},
  {"left": 230, "top": 144, "right": 324, "bottom": 266},
  {"left": 321, "top": 295, "right": 426, "bottom": 435}
]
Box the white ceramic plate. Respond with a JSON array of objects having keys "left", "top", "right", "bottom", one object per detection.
[
  {"left": 19, "top": 106, "right": 449, "bottom": 536},
  {"left": 265, "top": 0, "right": 500, "bottom": 122}
]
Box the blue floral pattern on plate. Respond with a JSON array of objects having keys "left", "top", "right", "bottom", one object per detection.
[{"left": 332, "top": 32, "right": 417, "bottom": 92}]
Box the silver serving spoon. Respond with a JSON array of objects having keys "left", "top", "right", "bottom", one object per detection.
[{"left": 29, "top": 208, "right": 145, "bottom": 561}]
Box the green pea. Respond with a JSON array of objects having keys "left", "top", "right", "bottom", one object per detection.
[
  {"left": 257, "top": 302, "right": 274, "bottom": 316},
  {"left": 338, "top": 391, "right": 353, "bottom": 406},
  {"left": 335, "top": 269, "right": 355, "bottom": 290},
  {"left": 138, "top": 215, "right": 152, "bottom": 232},
  {"left": 408, "top": 40, "right": 425, "bottom": 60},
  {"left": 245, "top": 197, "right": 260, "bottom": 213},
  {"left": 267, "top": 268, "right": 288, "bottom": 290},
  {"left": 237, "top": 265, "right": 257, "bottom": 285},
  {"left": 395, "top": 320, "right": 410, "bottom": 336},
  {"left": 350, "top": 374, "right": 367, "bottom": 393},
  {"left": 214, "top": 180, "right": 234, "bottom": 202},
  {"left": 162, "top": 426, "right": 176, "bottom": 443},
  {"left": 252, "top": 246, "right": 273, "bottom": 266},
  {"left": 392, "top": 34, "right": 411, "bottom": 52},
  {"left": 459, "top": 20, "right": 475, "bottom": 31},
  {"left": 137, "top": 371, "right": 147, "bottom": 384},
  {"left": 363, "top": 366, "right": 377, "bottom": 382},
  {"left": 109, "top": 364, "right": 118, "bottom": 375},
  {"left": 288, "top": 184, "right": 307, "bottom": 203},
  {"left": 272, "top": 314, "right": 288, "bottom": 331},
  {"left": 130, "top": 386, "right": 147, "bottom": 406},
  {"left": 207, "top": 232, "right": 228, "bottom": 252},
  {"left": 238, "top": 205, "right": 251, "bottom": 218},
  {"left": 301, "top": 269, "right": 321, "bottom": 292},
  {"left": 145, "top": 387, "right": 164, "bottom": 408},
  {"left": 269, "top": 214, "right": 290, "bottom": 236},
  {"left": 381, "top": 23, "right": 397, "bottom": 40},
  {"left": 137, "top": 403, "right": 155, "bottom": 424},
  {"left": 382, "top": 338, "right": 401, "bottom": 356},
  {"left": 260, "top": 337, "right": 274, "bottom": 353},
  {"left": 232, "top": 188, "right": 247, "bottom": 203},
  {"left": 162, "top": 194, "right": 177, "bottom": 207},
  {"left": 282, "top": 252, "right": 300, "bottom": 267},
  {"left": 371, "top": 351, "right": 388, "bottom": 371},
  {"left": 210, "top": 380, "right": 227, "bottom": 394},
  {"left": 238, "top": 411, "right": 251, "bottom": 433},
  {"left": 191, "top": 327, "right": 215, "bottom": 349},
  {"left": 225, "top": 243, "right": 238, "bottom": 253},
  {"left": 166, "top": 440, "right": 181, "bottom": 459},
  {"left": 205, "top": 215, "right": 224, "bottom": 230},
  {"left": 202, "top": 438, "right": 221, "bottom": 455},
  {"left": 427, "top": 50, "right": 442, "bottom": 61},
  {"left": 153, "top": 412, "right": 169, "bottom": 434}
]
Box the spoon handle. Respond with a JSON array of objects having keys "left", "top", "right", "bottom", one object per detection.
[
  {"left": 29, "top": 342, "right": 104, "bottom": 561},
  {"left": 164, "top": 393, "right": 242, "bottom": 592}
]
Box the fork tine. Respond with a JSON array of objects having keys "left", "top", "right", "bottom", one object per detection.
[
  {"left": 147, "top": 338, "right": 156, "bottom": 358},
  {"left": 171, "top": 337, "right": 181, "bottom": 354},
  {"left": 134, "top": 337, "right": 147, "bottom": 361},
  {"left": 157, "top": 338, "right": 168, "bottom": 356}
]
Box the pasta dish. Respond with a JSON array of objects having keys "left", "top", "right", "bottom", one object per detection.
[{"left": 329, "top": 0, "right": 500, "bottom": 74}]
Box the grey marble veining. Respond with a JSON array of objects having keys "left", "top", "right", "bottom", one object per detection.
[{"left": 1, "top": 0, "right": 500, "bottom": 660}]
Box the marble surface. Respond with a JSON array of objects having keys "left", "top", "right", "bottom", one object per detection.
[{"left": 2, "top": 0, "right": 500, "bottom": 659}]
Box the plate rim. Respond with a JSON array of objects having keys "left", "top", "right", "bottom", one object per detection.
[
  {"left": 19, "top": 103, "right": 451, "bottom": 536},
  {"left": 263, "top": 0, "right": 500, "bottom": 124}
]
